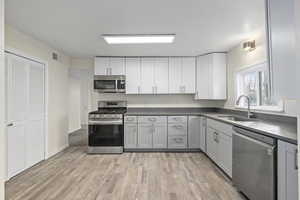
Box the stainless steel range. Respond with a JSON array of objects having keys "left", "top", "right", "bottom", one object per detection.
[{"left": 88, "top": 101, "right": 127, "bottom": 154}]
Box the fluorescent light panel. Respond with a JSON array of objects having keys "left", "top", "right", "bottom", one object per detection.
[{"left": 102, "top": 34, "right": 175, "bottom": 44}]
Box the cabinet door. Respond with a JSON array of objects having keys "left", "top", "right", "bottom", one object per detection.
[
  {"left": 138, "top": 124, "right": 153, "bottom": 148},
  {"left": 181, "top": 57, "right": 196, "bottom": 93},
  {"left": 196, "top": 55, "right": 210, "bottom": 99},
  {"left": 211, "top": 53, "right": 227, "bottom": 99},
  {"left": 278, "top": 140, "right": 298, "bottom": 200},
  {"left": 110, "top": 57, "right": 125, "bottom": 75},
  {"left": 168, "top": 135, "right": 187, "bottom": 149},
  {"left": 154, "top": 57, "right": 169, "bottom": 94},
  {"left": 169, "top": 57, "right": 182, "bottom": 93},
  {"left": 188, "top": 116, "right": 201, "bottom": 149},
  {"left": 125, "top": 57, "right": 141, "bottom": 94},
  {"left": 199, "top": 117, "right": 207, "bottom": 152},
  {"left": 95, "top": 57, "right": 109, "bottom": 75},
  {"left": 206, "top": 127, "right": 217, "bottom": 162},
  {"left": 153, "top": 124, "right": 167, "bottom": 148},
  {"left": 124, "top": 124, "right": 138, "bottom": 148},
  {"left": 267, "top": 0, "right": 298, "bottom": 99},
  {"left": 140, "top": 58, "right": 155, "bottom": 94},
  {"left": 217, "top": 132, "right": 232, "bottom": 177}
]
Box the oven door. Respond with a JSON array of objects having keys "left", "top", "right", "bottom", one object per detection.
[{"left": 88, "top": 121, "right": 123, "bottom": 147}]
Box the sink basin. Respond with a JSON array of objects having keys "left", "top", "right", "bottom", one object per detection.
[{"left": 217, "top": 115, "right": 256, "bottom": 122}]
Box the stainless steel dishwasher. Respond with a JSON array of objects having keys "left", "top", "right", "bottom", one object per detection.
[{"left": 232, "top": 127, "right": 276, "bottom": 200}]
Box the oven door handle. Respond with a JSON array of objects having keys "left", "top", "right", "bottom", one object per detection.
[{"left": 88, "top": 120, "right": 123, "bottom": 125}]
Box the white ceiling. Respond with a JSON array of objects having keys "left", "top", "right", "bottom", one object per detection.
[{"left": 5, "top": 0, "right": 266, "bottom": 58}]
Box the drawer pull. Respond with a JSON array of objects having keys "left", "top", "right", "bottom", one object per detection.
[{"left": 295, "top": 149, "right": 298, "bottom": 170}]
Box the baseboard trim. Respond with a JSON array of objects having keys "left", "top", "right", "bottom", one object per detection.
[{"left": 124, "top": 148, "right": 201, "bottom": 152}]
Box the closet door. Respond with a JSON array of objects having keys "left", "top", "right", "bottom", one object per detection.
[
  {"left": 6, "top": 54, "right": 28, "bottom": 178},
  {"left": 26, "top": 61, "right": 45, "bottom": 168}
]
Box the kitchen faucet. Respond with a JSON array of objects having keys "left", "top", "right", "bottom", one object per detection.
[{"left": 236, "top": 95, "right": 254, "bottom": 119}]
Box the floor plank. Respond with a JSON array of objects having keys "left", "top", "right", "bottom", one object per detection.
[{"left": 5, "top": 147, "right": 245, "bottom": 200}]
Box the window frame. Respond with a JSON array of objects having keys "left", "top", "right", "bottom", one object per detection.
[{"left": 235, "top": 61, "right": 284, "bottom": 112}]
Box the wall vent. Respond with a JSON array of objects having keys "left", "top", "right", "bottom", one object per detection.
[{"left": 52, "top": 52, "right": 58, "bottom": 60}]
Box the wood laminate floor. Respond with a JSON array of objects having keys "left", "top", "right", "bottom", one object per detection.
[{"left": 6, "top": 147, "right": 245, "bottom": 200}]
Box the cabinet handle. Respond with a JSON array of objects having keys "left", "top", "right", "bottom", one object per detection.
[
  {"left": 7, "top": 123, "right": 13, "bottom": 127},
  {"left": 295, "top": 149, "right": 298, "bottom": 170}
]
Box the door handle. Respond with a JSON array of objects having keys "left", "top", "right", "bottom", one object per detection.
[
  {"left": 295, "top": 149, "right": 298, "bottom": 170},
  {"left": 7, "top": 123, "right": 13, "bottom": 127}
]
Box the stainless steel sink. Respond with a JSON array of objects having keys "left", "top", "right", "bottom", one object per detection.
[{"left": 217, "top": 115, "right": 256, "bottom": 122}]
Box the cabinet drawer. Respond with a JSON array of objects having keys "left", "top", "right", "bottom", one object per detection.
[
  {"left": 124, "top": 116, "right": 137, "bottom": 123},
  {"left": 168, "top": 116, "right": 187, "bottom": 124},
  {"left": 168, "top": 123, "right": 187, "bottom": 136},
  {"left": 168, "top": 135, "right": 187, "bottom": 149},
  {"left": 138, "top": 116, "right": 167, "bottom": 124},
  {"left": 207, "top": 118, "right": 233, "bottom": 137}
]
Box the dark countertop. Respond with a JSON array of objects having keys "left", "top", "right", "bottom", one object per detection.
[{"left": 125, "top": 108, "right": 298, "bottom": 145}]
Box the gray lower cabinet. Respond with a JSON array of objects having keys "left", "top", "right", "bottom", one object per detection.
[
  {"left": 278, "top": 140, "right": 298, "bottom": 200},
  {"left": 138, "top": 124, "right": 153, "bottom": 148},
  {"left": 124, "top": 123, "right": 138, "bottom": 148},
  {"left": 206, "top": 119, "right": 232, "bottom": 177},
  {"left": 168, "top": 116, "right": 188, "bottom": 149},
  {"left": 153, "top": 124, "right": 167, "bottom": 148},
  {"left": 188, "top": 116, "right": 201, "bottom": 149},
  {"left": 199, "top": 117, "right": 207, "bottom": 152}
]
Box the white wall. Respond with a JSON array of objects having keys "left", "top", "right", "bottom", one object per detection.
[
  {"left": 68, "top": 70, "right": 81, "bottom": 133},
  {"left": 0, "top": 0, "right": 4, "bottom": 198},
  {"left": 5, "top": 24, "right": 70, "bottom": 158},
  {"left": 224, "top": 34, "right": 298, "bottom": 117}
]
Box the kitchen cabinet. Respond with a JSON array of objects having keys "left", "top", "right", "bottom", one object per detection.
[
  {"left": 140, "top": 58, "right": 155, "bottom": 94},
  {"left": 168, "top": 116, "right": 188, "bottom": 149},
  {"left": 267, "top": 0, "right": 299, "bottom": 99},
  {"left": 278, "top": 140, "right": 298, "bottom": 200},
  {"left": 169, "top": 57, "right": 195, "bottom": 94},
  {"left": 138, "top": 124, "right": 153, "bottom": 148},
  {"left": 199, "top": 117, "right": 207, "bottom": 152},
  {"left": 124, "top": 116, "right": 138, "bottom": 149},
  {"left": 137, "top": 116, "right": 167, "bottom": 149},
  {"left": 94, "top": 57, "right": 125, "bottom": 75},
  {"left": 206, "top": 119, "right": 233, "bottom": 177},
  {"left": 125, "top": 57, "right": 141, "bottom": 94},
  {"left": 188, "top": 116, "right": 201, "bottom": 149},
  {"left": 195, "top": 53, "right": 227, "bottom": 100},
  {"left": 154, "top": 57, "right": 169, "bottom": 94}
]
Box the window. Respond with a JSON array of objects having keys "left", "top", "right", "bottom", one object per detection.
[{"left": 236, "top": 62, "right": 283, "bottom": 111}]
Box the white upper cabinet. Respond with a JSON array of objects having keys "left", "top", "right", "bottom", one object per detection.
[
  {"left": 169, "top": 57, "right": 196, "bottom": 94},
  {"left": 195, "top": 53, "right": 227, "bottom": 100},
  {"left": 140, "top": 58, "right": 155, "bottom": 94},
  {"left": 125, "top": 57, "right": 141, "bottom": 94},
  {"left": 94, "top": 57, "right": 125, "bottom": 75},
  {"left": 154, "top": 57, "right": 169, "bottom": 94},
  {"left": 267, "top": 0, "right": 299, "bottom": 99}
]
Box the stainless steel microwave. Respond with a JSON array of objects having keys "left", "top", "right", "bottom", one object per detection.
[{"left": 94, "top": 75, "right": 126, "bottom": 93}]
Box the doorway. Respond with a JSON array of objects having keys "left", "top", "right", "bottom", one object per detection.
[{"left": 5, "top": 52, "right": 46, "bottom": 179}]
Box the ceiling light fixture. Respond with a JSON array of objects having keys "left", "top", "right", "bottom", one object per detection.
[
  {"left": 242, "top": 40, "right": 256, "bottom": 52},
  {"left": 102, "top": 34, "right": 176, "bottom": 44}
]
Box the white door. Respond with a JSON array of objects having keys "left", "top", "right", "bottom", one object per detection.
[
  {"left": 188, "top": 116, "right": 201, "bottom": 149},
  {"left": 206, "top": 127, "right": 217, "bottom": 162},
  {"left": 26, "top": 61, "right": 45, "bottom": 168},
  {"left": 181, "top": 57, "right": 196, "bottom": 93},
  {"left": 169, "top": 57, "right": 182, "bottom": 93},
  {"left": 211, "top": 53, "right": 227, "bottom": 99},
  {"left": 6, "top": 53, "right": 45, "bottom": 179},
  {"left": 140, "top": 58, "right": 155, "bottom": 94},
  {"left": 154, "top": 58, "right": 169, "bottom": 94},
  {"left": 110, "top": 57, "right": 125, "bottom": 75},
  {"left": 217, "top": 133, "right": 232, "bottom": 177},
  {"left": 125, "top": 57, "right": 141, "bottom": 94}
]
